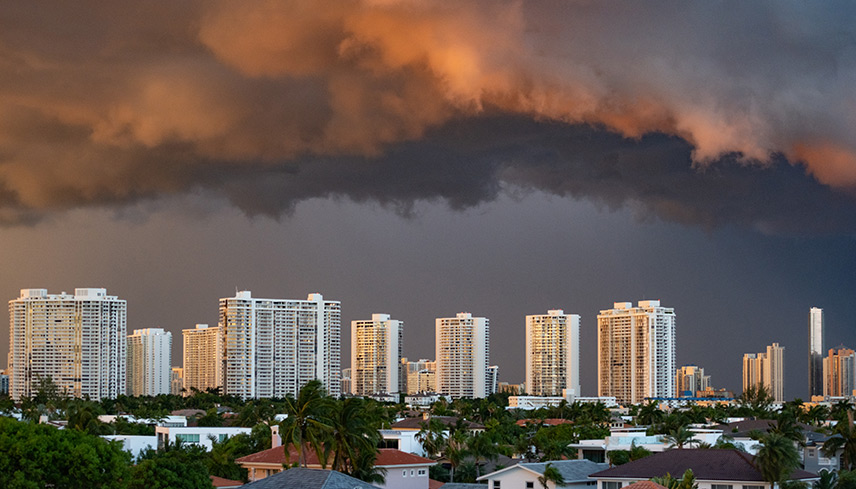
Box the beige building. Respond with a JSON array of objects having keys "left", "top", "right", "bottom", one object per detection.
[
  {"left": 351, "top": 314, "right": 403, "bottom": 395},
  {"left": 742, "top": 343, "right": 785, "bottom": 402},
  {"left": 9, "top": 288, "right": 127, "bottom": 401},
  {"left": 597, "top": 300, "right": 676, "bottom": 405},
  {"left": 170, "top": 367, "right": 183, "bottom": 396},
  {"left": 525, "top": 309, "right": 580, "bottom": 397},
  {"left": 824, "top": 345, "right": 855, "bottom": 397},
  {"left": 182, "top": 324, "right": 222, "bottom": 395},
  {"left": 436, "top": 313, "right": 490, "bottom": 399},
  {"left": 675, "top": 365, "right": 710, "bottom": 397},
  {"left": 403, "top": 358, "right": 437, "bottom": 394},
  {"left": 127, "top": 328, "right": 172, "bottom": 396}
]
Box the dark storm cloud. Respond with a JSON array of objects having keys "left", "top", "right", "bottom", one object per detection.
[{"left": 1, "top": 1, "right": 856, "bottom": 231}]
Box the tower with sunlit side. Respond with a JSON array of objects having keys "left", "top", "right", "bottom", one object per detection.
[
  {"left": 809, "top": 307, "right": 824, "bottom": 398},
  {"left": 182, "top": 324, "right": 223, "bottom": 395},
  {"left": 9, "top": 288, "right": 126, "bottom": 401},
  {"left": 525, "top": 309, "right": 580, "bottom": 397},
  {"left": 351, "top": 313, "right": 403, "bottom": 396},
  {"left": 127, "top": 328, "right": 172, "bottom": 396},
  {"left": 597, "top": 300, "right": 676, "bottom": 405},
  {"left": 435, "top": 313, "right": 490, "bottom": 399},
  {"left": 219, "top": 291, "right": 341, "bottom": 399},
  {"left": 824, "top": 345, "right": 855, "bottom": 398},
  {"left": 742, "top": 342, "right": 785, "bottom": 402},
  {"left": 675, "top": 365, "right": 710, "bottom": 397}
]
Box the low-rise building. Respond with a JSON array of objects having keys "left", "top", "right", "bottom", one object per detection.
[
  {"left": 239, "top": 468, "right": 380, "bottom": 489},
  {"left": 155, "top": 426, "right": 251, "bottom": 451},
  {"left": 478, "top": 459, "right": 607, "bottom": 489}
]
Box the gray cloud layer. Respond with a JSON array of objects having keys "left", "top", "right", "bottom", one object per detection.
[{"left": 1, "top": 1, "right": 855, "bottom": 232}]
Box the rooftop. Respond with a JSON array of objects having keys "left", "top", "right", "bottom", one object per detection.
[{"left": 238, "top": 468, "right": 379, "bottom": 489}]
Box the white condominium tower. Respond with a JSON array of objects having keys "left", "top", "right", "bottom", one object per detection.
[
  {"left": 525, "top": 309, "right": 580, "bottom": 397},
  {"left": 127, "top": 328, "right": 173, "bottom": 396},
  {"left": 219, "top": 291, "right": 341, "bottom": 399},
  {"left": 351, "top": 314, "right": 403, "bottom": 395},
  {"left": 182, "top": 324, "right": 223, "bottom": 395},
  {"left": 597, "top": 300, "right": 676, "bottom": 405},
  {"left": 435, "top": 313, "right": 490, "bottom": 399},
  {"left": 742, "top": 342, "right": 785, "bottom": 402},
  {"left": 9, "top": 288, "right": 127, "bottom": 401},
  {"left": 809, "top": 307, "right": 824, "bottom": 398}
]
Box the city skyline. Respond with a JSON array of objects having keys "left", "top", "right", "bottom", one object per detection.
[{"left": 0, "top": 3, "right": 855, "bottom": 400}]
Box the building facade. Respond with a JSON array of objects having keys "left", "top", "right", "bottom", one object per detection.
[
  {"left": 351, "top": 314, "right": 403, "bottom": 395},
  {"left": 219, "top": 291, "right": 341, "bottom": 399},
  {"left": 675, "top": 365, "right": 710, "bottom": 397},
  {"left": 9, "top": 288, "right": 127, "bottom": 401},
  {"left": 525, "top": 309, "right": 581, "bottom": 397},
  {"left": 170, "top": 367, "right": 183, "bottom": 396},
  {"left": 824, "top": 345, "right": 855, "bottom": 398},
  {"left": 182, "top": 324, "right": 223, "bottom": 395},
  {"left": 597, "top": 301, "right": 676, "bottom": 405},
  {"left": 403, "top": 358, "right": 436, "bottom": 394},
  {"left": 127, "top": 328, "right": 173, "bottom": 396},
  {"left": 809, "top": 307, "right": 825, "bottom": 398},
  {"left": 742, "top": 343, "right": 785, "bottom": 402},
  {"left": 435, "top": 313, "right": 490, "bottom": 399}
]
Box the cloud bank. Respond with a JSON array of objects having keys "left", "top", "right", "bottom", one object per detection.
[{"left": 1, "top": 1, "right": 855, "bottom": 231}]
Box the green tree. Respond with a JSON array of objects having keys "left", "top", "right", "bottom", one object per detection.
[
  {"left": 637, "top": 401, "right": 665, "bottom": 426},
  {"left": 753, "top": 431, "right": 801, "bottom": 489},
  {"left": 417, "top": 417, "right": 448, "bottom": 458},
  {"left": 822, "top": 409, "right": 856, "bottom": 471},
  {"left": 739, "top": 384, "right": 774, "bottom": 417},
  {"left": 130, "top": 443, "right": 212, "bottom": 489},
  {"left": 445, "top": 429, "right": 470, "bottom": 483},
  {"left": 0, "top": 417, "right": 130, "bottom": 489},
  {"left": 813, "top": 469, "right": 837, "bottom": 489},
  {"left": 469, "top": 430, "right": 501, "bottom": 478},
  {"left": 196, "top": 407, "right": 224, "bottom": 427},
  {"left": 538, "top": 462, "right": 566, "bottom": 489},
  {"left": 662, "top": 426, "right": 700, "bottom": 449},
  {"left": 326, "top": 397, "right": 382, "bottom": 478},
  {"left": 280, "top": 380, "right": 332, "bottom": 467},
  {"left": 652, "top": 469, "right": 698, "bottom": 489}
]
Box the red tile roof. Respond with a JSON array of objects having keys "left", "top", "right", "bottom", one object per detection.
[
  {"left": 210, "top": 475, "right": 243, "bottom": 488},
  {"left": 236, "top": 446, "right": 433, "bottom": 467},
  {"left": 623, "top": 481, "right": 669, "bottom": 489},
  {"left": 429, "top": 479, "right": 445, "bottom": 489}
]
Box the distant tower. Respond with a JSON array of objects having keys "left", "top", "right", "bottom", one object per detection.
[
  {"left": 675, "top": 365, "right": 710, "bottom": 397},
  {"left": 351, "top": 314, "right": 403, "bottom": 395},
  {"left": 743, "top": 342, "right": 785, "bottom": 402},
  {"left": 824, "top": 345, "right": 856, "bottom": 397},
  {"left": 525, "top": 309, "right": 580, "bottom": 397},
  {"left": 597, "top": 301, "right": 676, "bottom": 404},
  {"left": 9, "top": 288, "right": 127, "bottom": 401},
  {"left": 809, "top": 307, "right": 824, "bottom": 398},
  {"left": 182, "top": 324, "right": 223, "bottom": 395},
  {"left": 127, "top": 328, "right": 172, "bottom": 396},
  {"left": 435, "top": 313, "right": 490, "bottom": 399}
]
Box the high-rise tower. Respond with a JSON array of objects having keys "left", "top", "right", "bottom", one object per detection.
[
  {"left": 525, "top": 309, "right": 580, "bottom": 397},
  {"left": 182, "top": 324, "right": 222, "bottom": 395},
  {"left": 597, "top": 300, "right": 676, "bottom": 404},
  {"left": 127, "top": 328, "right": 172, "bottom": 396},
  {"left": 742, "top": 342, "right": 785, "bottom": 402},
  {"left": 824, "top": 345, "right": 855, "bottom": 398},
  {"left": 9, "top": 288, "right": 127, "bottom": 401},
  {"left": 219, "top": 291, "right": 341, "bottom": 399},
  {"left": 809, "top": 307, "right": 824, "bottom": 398},
  {"left": 351, "top": 313, "right": 403, "bottom": 395},
  {"left": 435, "top": 313, "right": 490, "bottom": 399}
]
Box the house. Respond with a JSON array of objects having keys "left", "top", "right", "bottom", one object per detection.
[
  {"left": 477, "top": 459, "right": 608, "bottom": 489},
  {"left": 155, "top": 425, "right": 252, "bottom": 451},
  {"left": 211, "top": 475, "right": 243, "bottom": 488},
  {"left": 589, "top": 449, "right": 818, "bottom": 489},
  {"left": 236, "top": 446, "right": 434, "bottom": 489},
  {"left": 568, "top": 426, "right": 724, "bottom": 463},
  {"left": 386, "top": 414, "right": 485, "bottom": 456},
  {"left": 238, "top": 467, "right": 380, "bottom": 488}
]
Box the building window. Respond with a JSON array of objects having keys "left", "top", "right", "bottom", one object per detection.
[
  {"left": 527, "top": 483, "right": 535, "bottom": 489},
  {"left": 176, "top": 433, "right": 200, "bottom": 443},
  {"left": 418, "top": 469, "right": 426, "bottom": 476},
  {"left": 603, "top": 482, "right": 622, "bottom": 489},
  {"left": 712, "top": 485, "right": 733, "bottom": 489},
  {"left": 403, "top": 470, "right": 406, "bottom": 477},
  {"left": 218, "top": 434, "right": 228, "bottom": 442},
  {"left": 493, "top": 481, "right": 501, "bottom": 488},
  {"left": 742, "top": 486, "right": 764, "bottom": 489}
]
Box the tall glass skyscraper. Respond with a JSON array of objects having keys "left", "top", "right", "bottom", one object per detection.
[{"left": 809, "top": 307, "right": 824, "bottom": 398}]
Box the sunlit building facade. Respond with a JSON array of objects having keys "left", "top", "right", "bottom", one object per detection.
[
  {"left": 525, "top": 309, "right": 580, "bottom": 397},
  {"left": 675, "top": 365, "right": 710, "bottom": 397},
  {"left": 182, "top": 324, "right": 222, "bottom": 395},
  {"left": 127, "top": 328, "right": 172, "bottom": 396},
  {"left": 824, "top": 345, "right": 856, "bottom": 398},
  {"left": 403, "top": 358, "right": 437, "bottom": 393},
  {"left": 809, "top": 307, "right": 824, "bottom": 398},
  {"left": 219, "top": 291, "right": 341, "bottom": 399},
  {"left": 351, "top": 314, "right": 403, "bottom": 395},
  {"left": 170, "top": 367, "right": 184, "bottom": 396},
  {"left": 435, "top": 313, "right": 490, "bottom": 399},
  {"left": 742, "top": 343, "right": 785, "bottom": 402},
  {"left": 597, "top": 300, "right": 676, "bottom": 405},
  {"left": 9, "top": 288, "right": 127, "bottom": 401}
]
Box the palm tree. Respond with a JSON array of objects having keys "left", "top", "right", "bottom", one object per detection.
[
  {"left": 813, "top": 469, "right": 837, "bottom": 489},
  {"left": 822, "top": 409, "right": 856, "bottom": 471},
  {"left": 416, "top": 417, "right": 447, "bottom": 458},
  {"left": 326, "top": 397, "right": 382, "bottom": 476},
  {"left": 662, "top": 426, "right": 700, "bottom": 449},
  {"left": 753, "top": 431, "right": 801, "bottom": 489},
  {"left": 652, "top": 469, "right": 698, "bottom": 489},
  {"left": 637, "top": 402, "right": 665, "bottom": 426},
  {"left": 280, "top": 380, "right": 332, "bottom": 468},
  {"left": 469, "top": 431, "right": 500, "bottom": 478},
  {"left": 538, "top": 462, "right": 566, "bottom": 489},
  {"left": 445, "top": 429, "right": 470, "bottom": 483}
]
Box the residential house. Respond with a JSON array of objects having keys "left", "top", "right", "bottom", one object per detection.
[
  {"left": 478, "top": 459, "right": 608, "bottom": 489},
  {"left": 238, "top": 468, "right": 380, "bottom": 488}
]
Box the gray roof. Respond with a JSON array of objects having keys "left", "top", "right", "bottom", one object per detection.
[
  {"left": 240, "top": 468, "right": 380, "bottom": 489},
  {"left": 441, "top": 485, "right": 489, "bottom": 489},
  {"left": 478, "top": 459, "right": 609, "bottom": 483}
]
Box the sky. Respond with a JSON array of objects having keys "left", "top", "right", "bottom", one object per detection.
[{"left": 1, "top": 1, "right": 855, "bottom": 399}]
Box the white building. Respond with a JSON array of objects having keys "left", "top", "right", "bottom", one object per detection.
[
  {"left": 182, "top": 324, "right": 222, "bottom": 395},
  {"left": 809, "top": 307, "right": 825, "bottom": 397},
  {"left": 219, "top": 291, "right": 341, "bottom": 399},
  {"left": 675, "top": 365, "right": 710, "bottom": 397},
  {"left": 9, "top": 288, "right": 127, "bottom": 401},
  {"left": 156, "top": 425, "right": 252, "bottom": 451},
  {"left": 127, "top": 328, "right": 172, "bottom": 396},
  {"left": 351, "top": 313, "right": 403, "bottom": 395},
  {"left": 597, "top": 300, "right": 676, "bottom": 405},
  {"left": 478, "top": 460, "right": 609, "bottom": 489},
  {"left": 435, "top": 313, "right": 490, "bottom": 399},
  {"left": 742, "top": 343, "right": 785, "bottom": 402},
  {"left": 526, "top": 309, "right": 580, "bottom": 397}
]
